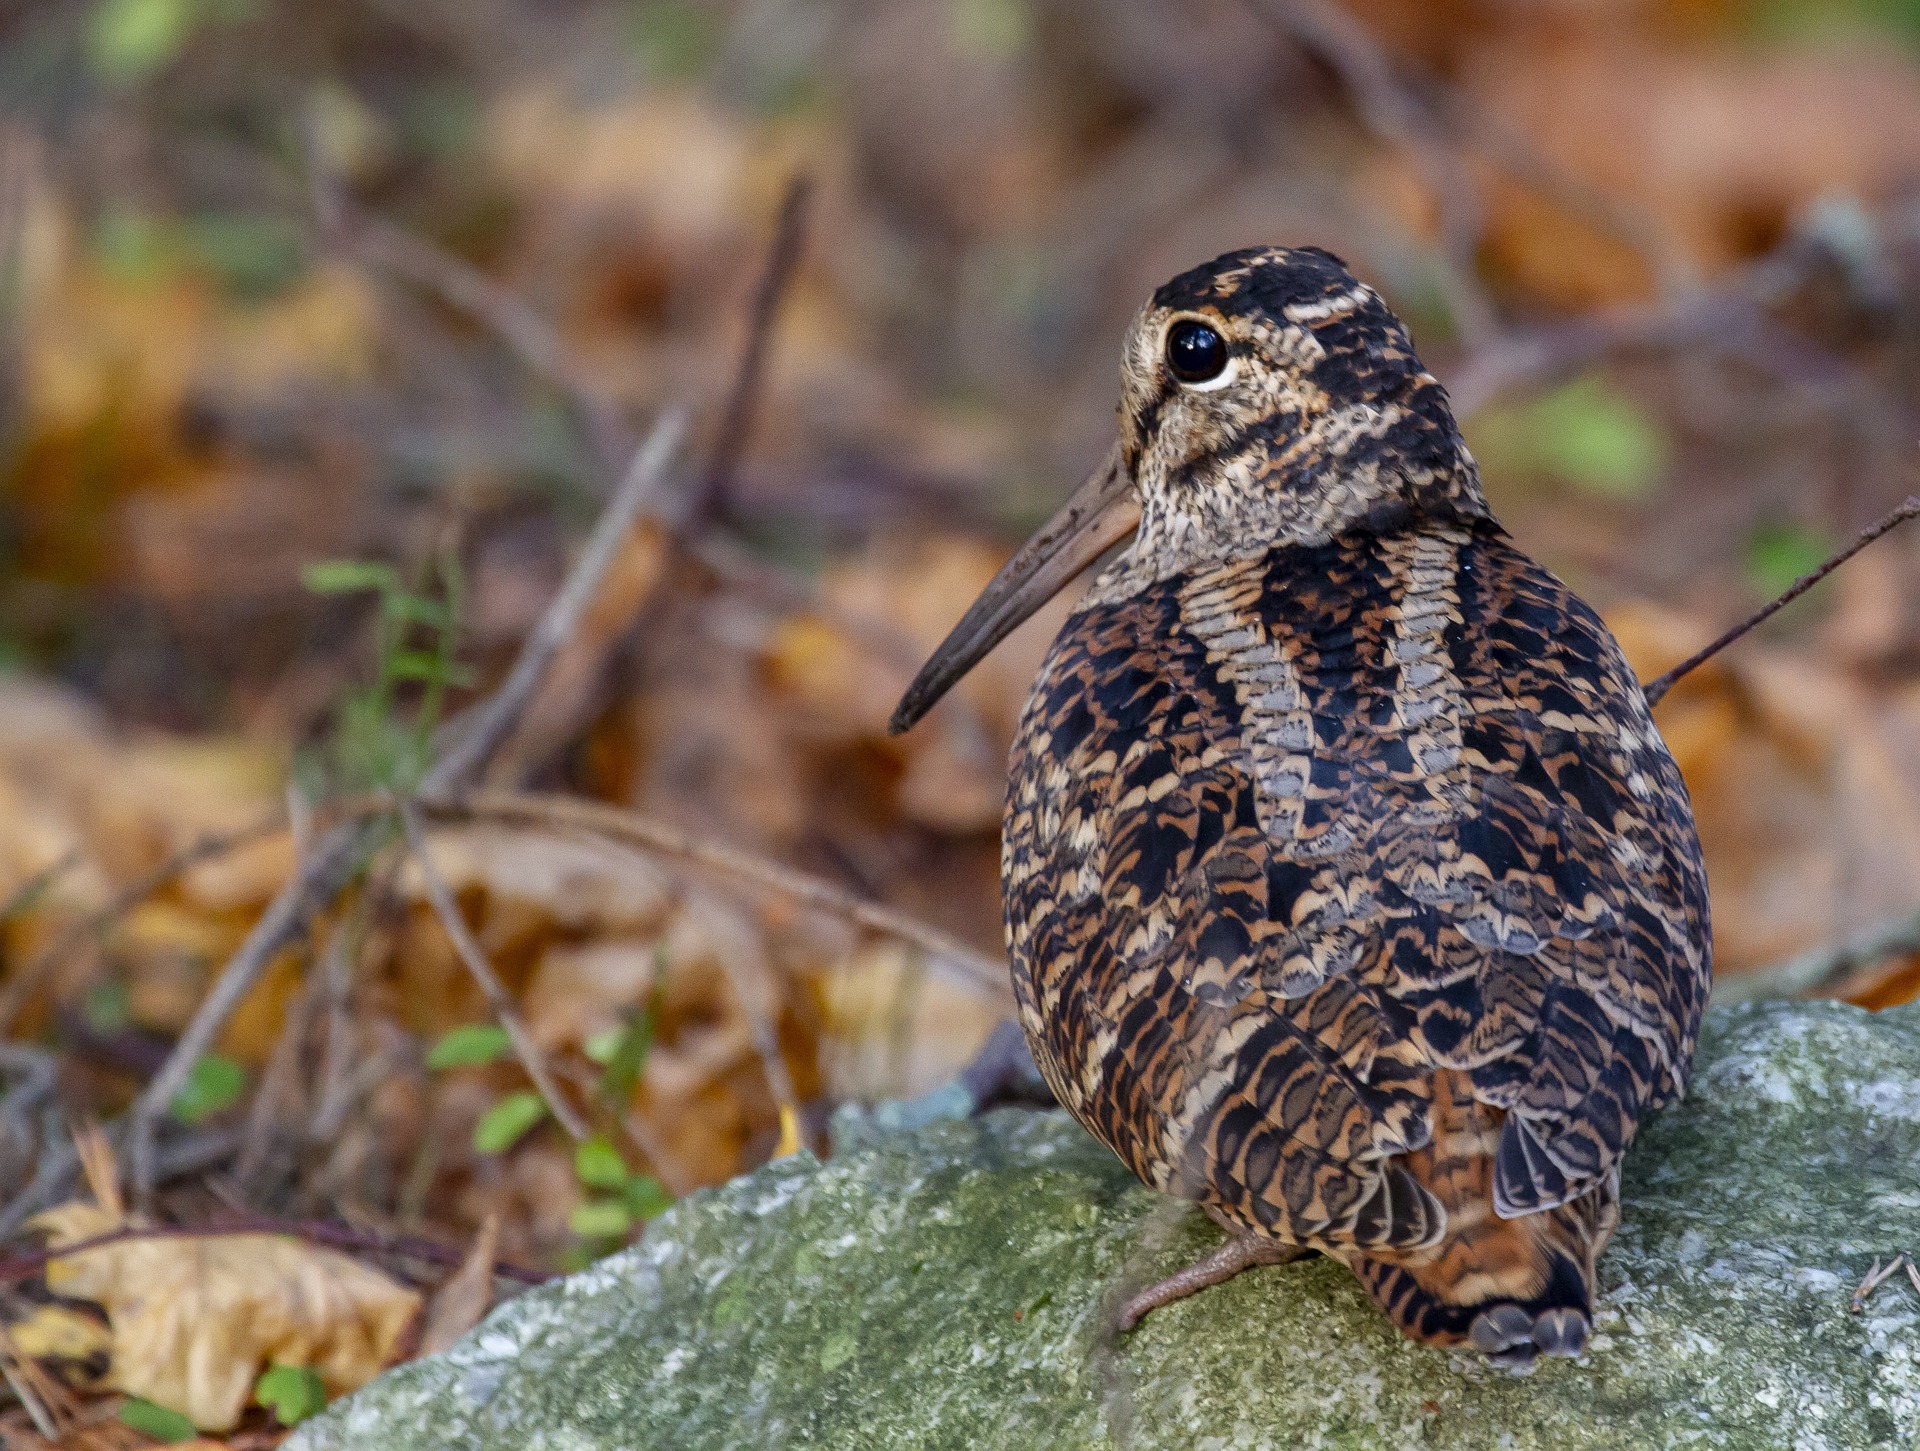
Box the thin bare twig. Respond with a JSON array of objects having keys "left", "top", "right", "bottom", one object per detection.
[
  {"left": 308, "top": 900, "right": 366, "bottom": 1146},
  {"left": 398, "top": 800, "right": 588, "bottom": 1141},
  {"left": 0, "top": 1124, "right": 239, "bottom": 1244},
  {"left": 1642, "top": 495, "right": 1920, "bottom": 709},
  {"left": 1252, "top": 0, "right": 1496, "bottom": 345},
  {"left": 700, "top": 174, "right": 811, "bottom": 519},
  {"left": 0, "top": 847, "right": 80, "bottom": 927},
  {"left": 125, "top": 819, "right": 374, "bottom": 1205},
  {"left": 0, "top": 1044, "right": 55, "bottom": 1120},
  {"left": 478, "top": 184, "right": 811, "bottom": 786},
  {"left": 126, "top": 411, "right": 689, "bottom": 1200},
  {"left": 427, "top": 409, "right": 688, "bottom": 790},
  {"left": 309, "top": 152, "right": 632, "bottom": 482},
  {"left": 322, "top": 165, "right": 808, "bottom": 786},
  {"left": 0, "top": 1043, "right": 55, "bottom": 1202},
  {"left": 235, "top": 959, "right": 321, "bottom": 1190},
  {"left": 0, "top": 814, "right": 287, "bottom": 1037},
  {"left": 0, "top": 1215, "right": 553, "bottom": 1288},
  {"left": 420, "top": 788, "right": 1011, "bottom": 1002},
  {"left": 1443, "top": 241, "right": 1826, "bottom": 417},
  {"left": 1249, "top": 0, "right": 1692, "bottom": 298},
  {"left": 0, "top": 1320, "right": 71, "bottom": 1441},
  {"left": 234, "top": 805, "right": 321, "bottom": 1193}
]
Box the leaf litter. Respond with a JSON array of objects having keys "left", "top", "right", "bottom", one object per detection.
[{"left": 4, "top": 0, "right": 1920, "bottom": 1444}]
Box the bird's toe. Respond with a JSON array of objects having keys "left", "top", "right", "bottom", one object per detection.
[
  {"left": 1530, "top": 1306, "right": 1590, "bottom": 1357},
  {"left": 1468, "top": 1303, "right": 1534, "bottom": 1356},
  {"left": 1469, "top": 1301, "right": 1589, "bottom": 1369}
]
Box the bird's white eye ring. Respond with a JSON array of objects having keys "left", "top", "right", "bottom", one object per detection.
[{"left": 1165, "top": 317, "right": 1236, "bottom": 390}]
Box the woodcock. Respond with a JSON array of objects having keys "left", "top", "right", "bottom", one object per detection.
[{"left": 889, "top": 246, "right": 1712, "bottom": 1367}]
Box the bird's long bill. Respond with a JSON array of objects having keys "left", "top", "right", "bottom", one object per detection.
[{"left": 888, "top": 443, "right": 1139, "bottom": 735}]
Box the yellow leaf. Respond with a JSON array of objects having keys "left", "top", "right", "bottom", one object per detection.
[
  {"left": 773, "top": 1102, "right": 802, "bottom": 1159},
  {"left": 761, "top": 614, "right": 864, "bottom": 715},
  {"left": 6, "top": 1303, "right": 111, "bottom": 1367},
  {"left": 29, "top": 1202, "right": 420, "bottom": 1432}
]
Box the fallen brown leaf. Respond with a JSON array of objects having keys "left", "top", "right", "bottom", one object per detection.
[
  {"left": 416, "top": 1212, "right": 500, "bottom": 1358},
  {"left": 30, "top": 1204, "right": 419, "bottom": 1432}
]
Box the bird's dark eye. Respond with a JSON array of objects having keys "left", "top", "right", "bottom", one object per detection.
[{"left": 1166, "top": 319, "right": 1228, "bottom": 384}]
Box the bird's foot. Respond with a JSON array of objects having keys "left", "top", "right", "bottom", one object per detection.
[
  {"left": 1467, "top": 1303, "right": 1589, "bottom": 1372},
  {"left": 958, "top": 1019, "right": 1055, "bottom": 1112},
  {"left": 1116, "top": 1233, "right": 1309, "bottom": 1332},
  {"left": 1849, "top": 1251, "right": 1920, "bottom": 1313}
]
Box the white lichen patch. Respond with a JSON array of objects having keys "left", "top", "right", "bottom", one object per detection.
[{"left": 1853, "top": 1076, "right": 1920, "bottom": 1123}]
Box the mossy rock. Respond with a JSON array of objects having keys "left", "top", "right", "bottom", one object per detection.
[{"left": 291, "top": 1000, "right": 1920, "bottom": 1449}]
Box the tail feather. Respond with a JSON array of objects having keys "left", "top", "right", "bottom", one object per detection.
[{"left": 1339, "top": 1070, "right": 1618, "bottom": 1367}]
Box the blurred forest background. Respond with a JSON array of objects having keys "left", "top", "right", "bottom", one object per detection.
[{"left": 2, "top": 0, "right": 1920, "bottom": 1442}]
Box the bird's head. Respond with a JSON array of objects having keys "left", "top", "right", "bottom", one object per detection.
[{"left": 889, "top": 246, "right": 1486, "bottom": 734}]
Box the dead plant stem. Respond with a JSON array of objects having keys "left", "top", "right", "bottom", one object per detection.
[
  {"left": 421, "top": 788, "right": 1010, "bottom": 1002},
  {"left": 398, "top": 801, "right": 588, "bottom": 1141},
  {"left": 125, "top": 410, "right": 688, "bottom": 1200}
]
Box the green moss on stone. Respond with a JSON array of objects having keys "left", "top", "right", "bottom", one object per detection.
[{"left": 291, "top": 1001, "right": 1920, "bottom": 1450}]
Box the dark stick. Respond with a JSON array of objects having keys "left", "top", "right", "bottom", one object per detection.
[
  {"left": 305, "top": 136, "right": 633, "bottom": 485},
  {"left": 1251, "top": 0, "right": 1495, "bottom": 345},
  {"left": 0, "top": 847, "right": 80, "bottom": 927},
  {"left": 698, "top": 174, "right": 812, "bottom": 521},
  {"left": 0, "top": 1216, "right": 553, "bottom": 1287},
  {"left": 1641, "top": 494, "right": 1920, "bottom": 709}
]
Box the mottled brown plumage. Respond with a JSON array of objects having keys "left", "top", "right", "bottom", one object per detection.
[{"left": 897, "top": 246, "right": 1711, "bottom": 1366}]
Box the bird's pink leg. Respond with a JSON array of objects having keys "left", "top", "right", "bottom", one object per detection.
[{"left": 1116, "top": 1235, "right": 1309, "bottom": 1331}]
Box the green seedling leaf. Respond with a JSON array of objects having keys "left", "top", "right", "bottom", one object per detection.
[
  {"left": 255, "top": 1363, "right": 328, "bottom": 1426},
  {"left": 951, "top": 0, "right": 1032, "bottom": 60},
  {"left": 89, "top": 0, "right": 196, "bottom": 83},
  {"left": 427, "top": 1023, "right": 511, "bottom": 1070},
  {"left": 596, "top": 1000, "right": 655, "bottom": 1101},
  {"left": 569, "top": 1198, "right": 633, "bottom": 1239},
  {"left": 303, "top": 559, "right": 399, "bottom": 596},
  {"left": 1745, "top": 521, "right": 1834, "bottom": 600},
  {"left": 1466, "top": 376, "right": 1669, "bottom": 501},
  {"left": 386, "top": 650, "right": 476, "bottom": 687},
  {"left": 575, "top": 1134, "right": 630, "bottom": 1190},
  {"left": 1525, "top": 379, "right": 1668, "bottom": 499},
  {"left": 582, "top": 1026, "right": 624, "bottom": 1064},
  {"left": 83, "top": 978, "right": 131, "bottom": 1034},
  {"left": 473, "top": 1092, "right": 547, "bottom": 1154},
  {"left": 623, "top": 1173, "right": 674, "bottom": 1222},
  {"left": 119, "top": 1396, "right": 198, "bottom": 1442},
  {"left": 182, "top": 212, "right": 305, "bottom": 301},
  {"left": 629, "top": 0, "right": 722, "bottom": 79},
  {"left": 381, "top": 591, "right": 454, "bottom": 628},
  {"left": 170, "top": 1053, "right": 246, "bottom": 1125}
]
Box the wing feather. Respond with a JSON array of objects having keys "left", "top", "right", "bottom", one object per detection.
[{"left": 1003, "top": 520, "right": 1710, "bottom": 1246}]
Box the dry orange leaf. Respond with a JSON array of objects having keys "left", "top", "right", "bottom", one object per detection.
[{"left": 29, "top": 1203, "right": 419, "bottom": 1432}]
